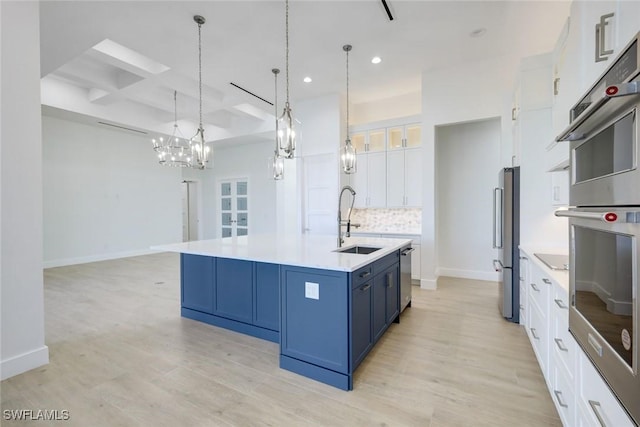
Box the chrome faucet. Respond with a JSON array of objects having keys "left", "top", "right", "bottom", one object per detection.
[{"left": 338, "top": 185, "right": 357, "bottom": 247}]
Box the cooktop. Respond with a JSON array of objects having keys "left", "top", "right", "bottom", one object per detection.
[{"left": 534, "top": 253, "right": 569, "bottom": 271}]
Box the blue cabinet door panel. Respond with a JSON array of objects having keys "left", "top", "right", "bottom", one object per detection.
[
  {"left": 351, "top": 281, "right": 373, "bottom": 369},
  {"left": 385, "top": 266, "right": 399, "bottom": 324},
  {"left": 281, "top": 267, "right": 349, "bottom": 374},
  {"left": 372, "top": 273, "right": 387, "bottom": 342},
  {"left": 254, "top": 262, "right": 280, "bottom": 331},
  {"left": 181, "top": 254, "right": 215, "bottom": 314},
  {"left": 215, "top": 258, "right": 253, "bottom": 323}
]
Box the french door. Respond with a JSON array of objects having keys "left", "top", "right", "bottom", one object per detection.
[{"left": 219, "top": 178, "right": 249, "bottom": 238}]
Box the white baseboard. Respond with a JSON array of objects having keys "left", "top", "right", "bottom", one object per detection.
[
  {"left": 1, "top": 345, "right": 49, "bottom": 380},
  {"left": 420, "top": 278, "right": 437, "bottom": 290},
  {"left": 43, "top": 249, "right": 159, "bottom": 268},
  {"left": 436, "top": 268, "right": 499, "bottom": 282}
]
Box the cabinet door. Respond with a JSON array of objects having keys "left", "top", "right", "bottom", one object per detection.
[
  {"left": 579, "top": 1, "right": 618, "bottom": 90},
  {"left": 372, "top": 272, "right": 387, "bottom": 342},
  {"left": 368, "top": 129, "right": 386, "bottom": 152},
  {"left": 404, "top": 148, "right": 422, "bottom": 206},
  {"left": 386, "top": 150, "right": 404, "bottom": 207},
  {"left": 384, "top": 265, "right": 399, "bottom": 324},
  {"left": 405, "top": 124, "right": 421, "bottom": 148},
  {"left": 367, "top": 152, "right": 387, "bottom": 208},
  {"left": 351, "top": 132, "right": 366, "bottom": 153},
  {"left": 352, "top": 153, "right": 369, "bottom": 208},
  {"left": 280, "top": 267, "right": 349, "bottom": 374},
  {"left": 254, "top": 262, "right": 280, "bottom": 331},
  {"left": 351, "top": 281, "right": 373, "bottom": 369},
  {"left": 181, "top": 254, "right": 215, "bottom": 314},
  {"left": 215, "top": 258, "right": 253, "bottom": 323},
  {"left": 387, "top": 127, "right": 404, "bottom": 150}
]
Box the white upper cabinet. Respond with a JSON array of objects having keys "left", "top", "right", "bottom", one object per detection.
[{"left": 350, "top": 117, "right": 422, "bottom": 209}]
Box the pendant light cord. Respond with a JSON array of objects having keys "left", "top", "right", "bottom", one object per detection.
[
  {"left": 173, "top": 90, "right": 178, "bottom": 127},
  {"left": 198, "top": 21, "right": 203, "bottom": 130},
  {"left": 346, "top": 48, "right": 349, "bottom": 139},
  {"left": 285, "top": 0, "right": 290, "bottom": 106}
]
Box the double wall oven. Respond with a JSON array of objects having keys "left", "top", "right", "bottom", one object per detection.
[{"left": 555, "top": 32, "right": 640, "bottom": 425}]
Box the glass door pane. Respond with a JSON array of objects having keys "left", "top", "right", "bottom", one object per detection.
[
  {"left": 351, "top": 133, "right": 366, "bottom": 152},
  {"left": 368, "top": 129, "right": 385, "bottom": 152},
  {"left": 219, "top": 178, "right": 249, "bottom": 238},
  {"left": 405, "top": 125, "right": 421, "bottom": 148},
  {"left": 388, "top": 127, "right": 403, "bottom": 149}
]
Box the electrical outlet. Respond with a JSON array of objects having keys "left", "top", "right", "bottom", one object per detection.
[{"left": 305, "top": 282, "right": 319, "bottom": 300}]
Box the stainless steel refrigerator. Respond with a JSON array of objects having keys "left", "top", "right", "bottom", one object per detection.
[{"left": 492, "top": 167, "right": 520, "bottom": 323}]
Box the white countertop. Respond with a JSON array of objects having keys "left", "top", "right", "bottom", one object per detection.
[
  {"left": 152, "top": 234, "right": 412, "bottom": 272},
  {"left": 520, "top": 245, "right": 569, "bottom": 292},
  {"left": 351, "top": 230, "right": 421, "bottom": 237}
]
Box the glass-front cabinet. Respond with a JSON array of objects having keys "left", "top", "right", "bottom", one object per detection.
[{"left": 387, "top": 124, "right": 421, "bottom": 150}]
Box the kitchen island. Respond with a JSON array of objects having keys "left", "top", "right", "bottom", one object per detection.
[{"left": 153, "top": 234, "right": 411, "bottom": 390}]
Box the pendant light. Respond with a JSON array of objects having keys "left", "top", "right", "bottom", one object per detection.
[
  {"left": 152, "top": 90, "right": 193, "bottom": 167},
  {"left": 271, "top": 68, "right": 285, "bottom": 180},
  {"left": 277, "top": 0, "right": 296, "bottom": 159},
  {"left": 341, "top": 44, "right": 357, "bottom": 174},
  {"left": 190, "top": 15, "right": 211, "bottom": 170}
]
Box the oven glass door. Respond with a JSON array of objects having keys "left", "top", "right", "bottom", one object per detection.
[
  {"left": 573, "top": 110, "right": 635, "bottom": 184},
  {"left": 574, "top": 224, "right": 634, "bottom": 368}
]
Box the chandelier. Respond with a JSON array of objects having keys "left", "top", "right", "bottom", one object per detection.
[
  {"left": 152, "top": 90, "right": 193, "bottom": 167},
  {"left": 340, "top": 44, "right": 357, "bottom": 174},
  {"left": 271, "top": 68, "right": 285, "bottom": 180}
]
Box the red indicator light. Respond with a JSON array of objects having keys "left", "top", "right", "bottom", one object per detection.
[
  {"left": 606, "top": 86, "right": 619, "bottom": 96},
  {"left": 604, "top": 212, "right": 618, "bottom": 222}
]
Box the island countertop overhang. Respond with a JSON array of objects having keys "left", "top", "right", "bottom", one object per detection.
[{"left": 152, "top": 234, "right": 412, "bottom": 272}]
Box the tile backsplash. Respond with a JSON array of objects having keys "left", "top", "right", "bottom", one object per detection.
[{"left": 350, "top": 208, "right": 422, "bottom": 234}]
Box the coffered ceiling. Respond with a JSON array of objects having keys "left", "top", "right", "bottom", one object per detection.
[{"left": 39, "top": 1, "right": 570, "bottom": 145}]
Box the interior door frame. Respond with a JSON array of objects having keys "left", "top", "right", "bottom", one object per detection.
[
  {"left": 182, "top": 179, "right": 203, "bottom": 242},
  {"left": 217, "top": 176, "right": 250, "bottom": 238}
]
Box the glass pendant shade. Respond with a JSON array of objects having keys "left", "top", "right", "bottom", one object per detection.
[
  {"left": 272, "top": 155, "right": 285, "bottom": 180},
  {"left": 277, "top": 102, "right": 295, "bottom": 159},
  {"left": 341, "top": 138, "right": 357, "bottom": 174},
  {"left": 190, "top": 127, "right": 210, "bottom": 170}
]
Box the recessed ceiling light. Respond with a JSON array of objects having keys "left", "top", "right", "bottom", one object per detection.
[
  {"left": 303, "top": 76, "right": 312, "bottom": 83},
  {"left": 371, "top": 56, "right": 382, "bottom": 64},
  {"left": 470, "top": 28, "right": 487, "bottom": 38}
]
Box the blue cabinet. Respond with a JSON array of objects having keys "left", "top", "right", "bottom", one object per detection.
[
  {"left": 254, "top": 262, "right": 280, "bottom": 331},
  {"left": 215, "top": 258, "right": 253, "bottom": 323},
  {"left": 181, "top": 254, "right": 215, "bottom": 314},
  {"left": 384, "top": 266, "right": 399, "bottom": 325},
  {"left": 180, "top": 255, "right": 279, "bottom": 342},
  {"left": 372, "top": 272, "right": 387, "bottom": 342}
]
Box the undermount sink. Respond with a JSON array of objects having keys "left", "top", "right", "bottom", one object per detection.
[{"left": 334, "top": 245, "right": 382, "bottom": 255}]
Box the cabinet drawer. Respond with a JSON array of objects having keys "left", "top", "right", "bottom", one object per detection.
[
  {"left": 352, "top": 265, "right": 373, "bottom": 289},
  {"left": 550, "top": 283, "right": 575, "bottom": 377},
  {"left": 528, "top": 301, "right": 549, "bottom": 377},
  {"left": 373, "top": 251, "right": 399, "bottom": 274},
  {"left": 577, "top": 350, "right": 635, "bottom": 427},
  {"left": 552, "top": 354, "right": 575, "bottom": 427},
  {"left": 529, "top": 268, "right": 551, "bottom": 317}
]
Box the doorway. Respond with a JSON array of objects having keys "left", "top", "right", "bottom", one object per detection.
[
  {"left": 435, "top": 118, "right": 501, "bottom": 280},
  {"left": 218, "top": 178, "right": 249, "bottom": 238},
  {"left": 181, "top": 180, "right": 200, "bottom": 242}
]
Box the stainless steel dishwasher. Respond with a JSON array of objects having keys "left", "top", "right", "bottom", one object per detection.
[{"left": 400, "top": 245, "right": 414, "bottom": 312}]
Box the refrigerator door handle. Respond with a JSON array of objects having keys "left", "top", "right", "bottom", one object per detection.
[{"left": 493, "top": 187, "right": 503, "bottom": 249}]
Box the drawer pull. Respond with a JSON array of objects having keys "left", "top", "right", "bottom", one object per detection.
[
  {"left": 554, "top": 338, "right": 568, "bottom": 352},
  {"left": 520, "top": 256, "right": 528, "bottom": 260},
  {"left": 554, "top": 298, "right": 568, "bottom": 309},
  {"left": 360, "top": 283, "right": 371, "bottom": 292},
  {"left": 359, "top": 271, "right": 371, "bottom": 278},
  {"left": 530, "top": 283, "right": 540, "bottom": 292},
  {"left": 542, "top": 278, "right": 552, "bottom": 284},
  {"left": 530, "top": 328, "right": 540, "bottom": 340},
  {"left": 588, "top": 400, "right": 607, "bottom": 427},
  {"left": 554, "top": 390, "right": 569, "bottom": 408}
]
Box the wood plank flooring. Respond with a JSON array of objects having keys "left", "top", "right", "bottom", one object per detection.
[{"left": 1, "top": 253, "right": 561, "bottom": 426}]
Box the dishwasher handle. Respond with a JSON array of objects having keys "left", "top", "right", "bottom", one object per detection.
[{"left": 401, "top": 247, "right": 415, "bottom": 256}]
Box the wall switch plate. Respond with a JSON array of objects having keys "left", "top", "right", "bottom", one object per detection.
[{"left": 305, "top": 282, "right": 319, "bottom": 300}]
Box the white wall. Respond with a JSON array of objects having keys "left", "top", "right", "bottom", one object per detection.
[
  {"left": 42, "top": 115, "right": 183, "bottom": 267},
  {"left": 212, "top": 140, "right": 277, "bottom": 236},
  {"left": 181, "top": 164, "right": 216, "bottom": 240},
  {"left": 435, "top": 118, "right": 501, "bottom": 281},
  {"left": 352, "top": 92, "right": 421, "bottom": 125},
  {"left": 1, "top": 1, "right": 49, "bottom": 380},
  {"left": 421, "top": 55, "right": 519, "bottom": 289}
]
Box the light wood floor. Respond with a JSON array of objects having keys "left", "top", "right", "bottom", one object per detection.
[{"left": 1, "top": 253, "right": 561, "bottom": 426}]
